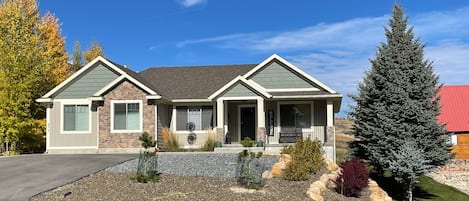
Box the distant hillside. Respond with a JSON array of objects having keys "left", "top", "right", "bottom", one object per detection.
[{"left": 335, "top": 118, "right": 355, "bottom": 162}]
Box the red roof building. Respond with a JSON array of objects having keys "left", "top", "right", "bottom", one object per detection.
[{"left": 438, "top": 85, "right": 469, "bottom": 159}]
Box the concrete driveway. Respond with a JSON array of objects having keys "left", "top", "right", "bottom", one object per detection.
[{"left": 0, "top": 154, "right": 137, "bottom": 201}]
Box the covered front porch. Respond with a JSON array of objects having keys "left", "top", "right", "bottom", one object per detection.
[{"left": 215, "top": 97, "right": 337, "bottom": 146}]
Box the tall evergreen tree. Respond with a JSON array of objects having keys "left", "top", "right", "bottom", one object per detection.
[{"left": 350, "top": 4, "right": 451, "bottom": 174}]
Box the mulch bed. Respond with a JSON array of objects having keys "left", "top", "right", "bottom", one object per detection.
[{"left": 32, "top": 170, "right": 371, "bottom": 201}]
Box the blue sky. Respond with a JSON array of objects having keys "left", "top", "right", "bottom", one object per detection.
[{"left": 39, "top": 0, "right": 469, "bottom": 116}]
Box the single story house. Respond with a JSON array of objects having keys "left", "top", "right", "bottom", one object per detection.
[
  {"left": 438, "top": 85, "right": 469, "bottom": 159},
  {"left": 36, "top": 54, "right": 342, "bottom": 159}
]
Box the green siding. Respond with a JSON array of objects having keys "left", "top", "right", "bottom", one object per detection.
[
  {"left": 250, "top": 61, "right": 313, "bottom": 89},
  {"left": 55, "top": 63, "right": 119, "bottom": 99},
  {"left": 221, "top": 83, "right": 258, "bottom": 97},
  {"left": 314, "top": 100, "right": 327, "bottom": 126}
]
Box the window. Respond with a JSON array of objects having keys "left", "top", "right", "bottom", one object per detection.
[
  {"left": 111, "top": 100, "right": 142, "bottom": 132},
  {"left": 280, "top": 104, "right": 311, "bottom": 128},
  {"left": 176, "top": 106, "right": 213, "bottom": 131},
  {"left": 63, "top": 104, "right": 89, "bottom": 132}
]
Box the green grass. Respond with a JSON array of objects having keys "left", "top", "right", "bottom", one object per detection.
[
  {"left": 413, "top": 175, "right": 469, "bottom": 201},
  {"left": 372, "top": 173, "right": 469, "bottom": 201}
]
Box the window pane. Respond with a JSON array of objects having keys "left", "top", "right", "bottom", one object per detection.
[
  {"left": 75, "top": 105, "right": 89, "bottom": 131},
  {"left": 176, "top": 106, "right": 188, "bottom": 130},
  {"left": 64, "top": 105, "right": 76, "bottom": 131},
  {"left": 114, "top": 103, "right": 126, "bottom": 130},
  {"left": 201, "top": 106, "right": 213, "bottom": 129},
  {"left": 127, "top": 103, "right": 140, "bottom": 130},
  {"left": 280, "top": 105, "right": 295, "bottom": 127},
  {"left": 188, "top": 107, "right": 201, "bottom": 130}
]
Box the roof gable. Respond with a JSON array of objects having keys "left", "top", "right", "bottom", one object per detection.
[
  {"left": 243, "top": 54, "right": 337, "bottom": 94},
  {"left": 208, "top": 76, "right": 271, "bottom": 100},
  {"left": 438, "top": 85, "right": 469, "bottom": 132},
  {"left": 38, "top": 56, "right": 159, "bottom": 102},
  {"left": 53, "top": 62, "right": 119, "bottom": 99}
]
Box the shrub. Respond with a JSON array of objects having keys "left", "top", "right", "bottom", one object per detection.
[
  {"left": 201, "top": 129, "right": 217, "bottom": 151},
  {"left": 138, "top": 132, "right": 156, "bottom": 149},
  {"left": 131, "top": 151, "right": 160, "bottom": 183},
  {"left": 335, "top": 158, "right": 369, "bottom": 197},
  {"left": 280, "top": 145, "right": 293, "bottom": 154},
  {"left": 161, "top": 127, "right": 180, "bottom": 151},
  {"left": 282, "top": 138, "right": 323, "bottom": 181},
  {"left": 236, "top": 150, "right": 266, "bottom": 190},
  {"left": 240, "top": 137, "right": 255, "bottom": 147}
]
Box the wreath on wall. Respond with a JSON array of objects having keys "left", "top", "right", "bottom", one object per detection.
[{"left": 187, "top": 122, "right": 197, "bottom": 145}]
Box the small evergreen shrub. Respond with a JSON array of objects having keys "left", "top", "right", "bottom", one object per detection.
[
  {"left": 161, "top": 127, "right": 180, "bottom": 151},
  {"left": 240, "top": 137, "right": 255, "bottom": 147},
  {"left": 131, "top": 151, "right": 160, "bottom": 183},
  {"left": 201, "top": 129, "right": 217, "bottom": 151},
  {"left": 139, "top": 132, "right": 156, "bottom": 149},
  {"left": 335, "top": 158, "right": 369, "bottom": 197},
  {"left": 236, "top": 150, "right": 266, "bottom": 190},
  {"left": 282, "top": 138, "right": 323, "bottom": 181}
]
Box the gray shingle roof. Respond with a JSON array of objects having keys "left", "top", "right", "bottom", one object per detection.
[{"left": 139, "top": 64, "right": 257, "bottom": 99}]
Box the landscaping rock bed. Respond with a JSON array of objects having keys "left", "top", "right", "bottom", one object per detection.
[{"left": 106, "top": 152, "right": 279, "bottom": 178}]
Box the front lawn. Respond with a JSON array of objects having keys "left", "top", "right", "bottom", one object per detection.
[{"left": 372, "top": 173, "right": 469, "bottom": 201}]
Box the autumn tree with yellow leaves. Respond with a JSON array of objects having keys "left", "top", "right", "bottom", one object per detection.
[{"left": 0, "top": 0, "right": 69, "bottom": 153}]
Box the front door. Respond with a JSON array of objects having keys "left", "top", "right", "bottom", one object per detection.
[{"left": 240, "top": 107, "right": 256, "bottom": 141}]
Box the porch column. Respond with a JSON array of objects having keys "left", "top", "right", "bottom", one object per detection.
[
  {"left": 326, "top": 100, "right": 334, "bottom": 127},
  {"left": 216, "top": 99, "right": 225, "bottom": 142},
  {"left": 256, "top": 98, "right": 266, "bottom": 142},
  {"left": 325, "top": 100, "right": 336, "bottom": 162}
]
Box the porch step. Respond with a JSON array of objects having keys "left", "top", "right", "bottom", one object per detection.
[
  {"left": 214, "top": 144, "right": 292, "bottom": 153},
  {"left": 214, "top": 146, "right": 264, "bottom": 153}
]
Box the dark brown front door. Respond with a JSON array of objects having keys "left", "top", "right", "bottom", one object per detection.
[{"left": 240, "top": 107, "right": 256, "bottom": 140}]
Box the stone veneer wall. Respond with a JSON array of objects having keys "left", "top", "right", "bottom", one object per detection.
[
  {"left": 324, "top": 126, "right": 335, "bottom": 146},
  {"left": 99, "top": 81, "right": 156, "bottom": 148},
  {"left": 257, "top": 127, "right": 266, "bottom": 142}
]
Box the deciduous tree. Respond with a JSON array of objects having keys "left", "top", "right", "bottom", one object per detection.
[{"left": 83, "top": 40, "right": 105, "bottom": 63}]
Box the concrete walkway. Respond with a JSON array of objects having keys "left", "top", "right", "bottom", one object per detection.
[{"left": 0, "top": 154, "right": 136, "bottom": 201}]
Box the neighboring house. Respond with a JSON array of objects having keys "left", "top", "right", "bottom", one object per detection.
[
  {"left": 36, "top": 54, "right": 342, "bottom": 159},
  {"left": 438, "top": 85, "right": 469, "bottom": 159}
]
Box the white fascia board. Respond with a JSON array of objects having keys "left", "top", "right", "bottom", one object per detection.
[
  {"left": 87, "top": 96, "right": 104, "bottom": 101},
  {"left": 36, "top": 98, "right": 53, "bottom": 103},
  {"left": 93, "top": 75, "right": 126, "bottom": 96},
  {"left": 265, "top": 88, "right": 320, "bottom": 92},
  {"left": 171, "top": 99, "right": 212, "bottom": 103},
  {"left": 146, "top": 95, "right": 162, "bottom": 99},
  {"left": 208, "top": 76, "right": 271, "bottom": 100},
  {"left": 272, "top": 94, "right": 343, "bottom": 99},
  {"left": 243, "top": 54, "right": 337, "bottom": 94}
]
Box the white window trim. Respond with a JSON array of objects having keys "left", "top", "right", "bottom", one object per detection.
[
  {"left": 175, "top": 106, "right": 213, "bottom": 132},
  {"left": 60, "top": 100, "right": 92, "bottom": 134},
  {"left": 110, "top": 100, "right": 143, "bottom": 133}
]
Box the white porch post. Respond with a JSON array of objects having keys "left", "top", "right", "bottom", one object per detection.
[
  {"left": 326, "top": 100, "right": 334, "bottom": 127},
  {"left": 170, "top": 105, "right": 177, "bottom": 132},
  {"left": 217, "top": 99, "right": 224, "bottom": 129},
  {"left": 256, "top": 98, "right": 266, "bottom": 142},
  {"left": 46, "top": 104, "right": 51, "bottom": 153},
  {"left": 257, "top": 98, "right": 265, "bottom": 128}
]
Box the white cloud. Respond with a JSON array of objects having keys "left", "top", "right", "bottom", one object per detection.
[
  {"left": 176, "top": 0, "right": 207, "bottom": 8},
  {"left": 177, "top": 6, "right": 469, "bottom": 115}
]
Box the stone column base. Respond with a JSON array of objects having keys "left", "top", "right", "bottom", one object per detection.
[
  {"left": 257, "top": 127, "right": 266, "bottom": 142},
  {"left": 324, "top": 126, "right": 335, "bottom": 146},
  {"left": 216, "top": 128, "right": 225, "bottom": 143}
]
